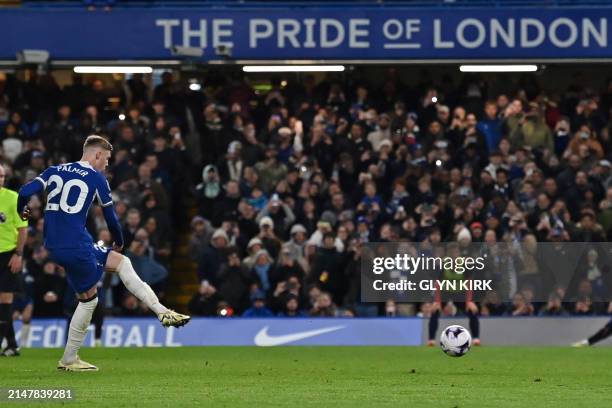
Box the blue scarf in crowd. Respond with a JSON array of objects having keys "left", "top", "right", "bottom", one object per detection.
[{"left": 254, "top": 264, "right": 271, "bottom": 291}]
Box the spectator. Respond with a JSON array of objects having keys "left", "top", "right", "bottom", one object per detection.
[
  {"left": 188, "top": 215, "right": 213, "bottom": 262},
  {"left": 367, "top": 113, "right": 392, "bottom": 152},
  {"left": 480, "top": 291, "right": 507, "bottom": 316},
  {"left": 510, "top": 292, "right": 535, "bottom": 316},
  {"left": 188, "top": 281, "right": 221, "bottom": 317},
  {"left": 256, "top": 194, "right": 296, "bottom": 239},
  {"left": 197, "top": 229, "right": 229, "bottom": 286},
  {"left": 242, "top": 290, "right": 273, "bottom": 317},
  {"left": 196, "top": 165, "right": 221, "bottom": 218},
  {"left": 565, "top": 124, "right": 604, "bottom": 159},
  {"left": 538, "top": 293, "right": 568, "bottom": 316},
  {"left": 310, "top": 233, "right": 346, "bottom": 304},
  {"left": 516, "top": 102, "right": 554, "bottom": 152},
  {"left": 123, "top": 208, "right": 141, "bottom": 248},
  {"left": 125, "top": 229, "right": 168, "bottom": 293},
  {"left": 255, "top": 144, "right": 287, "bottom": 193},
  {"left": 33, "top": 261, "right": 65, "bottom": 317},
  {"left": 310, "top": 292, "right": 337, "bottom": 317},
  {"left": 277, "top": 293, "right": 306, "bottom": 317},
  {"left": 477, "top": 100, "right": 502, "bottom": 152},
  {"left": 257, "top": 216, "right": 282, "bottom": 258},
  {"left": 217, "top": 248, "right": 253, "bottom": 314},
  {"left": 282, "top": 224, "right": 307, "bottom": 266},
  {"left": 251, "top": 249, "right": 275, "bottom": 293}
]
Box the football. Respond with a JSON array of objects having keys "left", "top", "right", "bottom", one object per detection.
[{"left": 440, "top": 325, "right": 472, "bottom": 357}]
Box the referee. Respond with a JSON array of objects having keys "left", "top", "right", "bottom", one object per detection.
[{"left": 0, "top": 164, "right": 28, "bottom": 356}]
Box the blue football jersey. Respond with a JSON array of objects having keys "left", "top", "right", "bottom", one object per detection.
[{"left": 35, "top": 161, "right": 113, "bottom": 249}]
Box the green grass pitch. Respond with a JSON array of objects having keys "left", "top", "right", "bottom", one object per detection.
[{"left": 2, "top": 347, "right": 611, "bottom": 407}]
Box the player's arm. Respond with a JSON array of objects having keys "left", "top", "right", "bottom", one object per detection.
[
  {"left": 103, "top": 205, "right": 124, "bottom": 250},
  {"left": 8, "top": 192, "right": 29, "bottom": 273},
  {"left": 96, "top": 174, "right": 124, "bottom": 250},
  {"left": 17, "top": 176, "right": 46, "bottom": 218},
  {"left": 8, "top": 227, "right": 27, "bottom": 273}
]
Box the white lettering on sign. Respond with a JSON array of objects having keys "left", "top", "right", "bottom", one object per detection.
[
  {"left": 490, "top": 18, "right": 515, "bottom": 48},
  {"left": 155, "top": 17, "right": 608, "bottom": 53},
  {"left": 250, "top": 19, "right": 274, "bottom": 48},
  {"left": 182, "top": 19, "right": 207, "bottom": 48},
  {"left": 213, "top": 19, "right": 234, "bottom": 48}
]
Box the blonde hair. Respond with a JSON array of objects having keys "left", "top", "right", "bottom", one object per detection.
[{"left": 83, "top": 135, "right": 113, "bottom": 152}]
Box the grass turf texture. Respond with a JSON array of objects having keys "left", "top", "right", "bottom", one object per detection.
[{"left": 1, "top": 347, "right": 611, "bottom": 407}]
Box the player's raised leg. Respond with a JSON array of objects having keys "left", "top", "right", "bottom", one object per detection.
[{"left": 105, "top": 251, "right": 190, "bottom": 327}]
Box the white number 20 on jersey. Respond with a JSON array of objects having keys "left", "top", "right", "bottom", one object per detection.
[{"left": 45, "top": 175, "right": 89, "bottom": 214}]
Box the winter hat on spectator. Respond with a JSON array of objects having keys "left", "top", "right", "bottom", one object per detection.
[
  {"left": 250, "top": 290, "right": 266, "bottom": 302},
  {"left": 259, "top": 216, "right": 274, "bottom": 229},
  {"left": 212, "top": 228, "right": 228, "bottom": 242},
  {"left": 2, "top": 138, "right": 23, "bottom": 162},
  {"left": 457, "top": 228, "right": 472, "bottom": 243},
  {"left": 320, "top": 211, "right": 337, "bottom": 226},
  {"left": 254, "top": 249, "right": 272, "bottom": 264},
  {"left": 247, "top": 237, "right": 263, "bottom": 250},
  {"left": 305, "top": 238, "right": 318, "bottom": 248},
  {"left": 278, "top": 127, "right": 293, "bottom": 137},
  {"left": 290, "top": 224, "right": 307, "bottom": 235},
  {"left": 598, "top": 160, "right": 611, "bottom": 168},
  {"left": 270, "top": 194, "right": 282, "bottom": 207},
  {"left": 469, "top": 222, "right": 483, "bottom": 232},
  {"left": 190, "top": 215, "right": 206, "bottom": 228},
  {"left": 316, "top": 220, "right": 332, "bottom": 231},
  {"left": 379, "top": 139, "right": 393, "bottom": 149},
  {"left": 228, "top": 141, "right": 242, "bottom": 154},
  {"left": 339, "top": 210, "right": 355, "bottom": 222}
]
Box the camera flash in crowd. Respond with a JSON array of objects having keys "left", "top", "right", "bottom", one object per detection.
[{"left": 189, "top": 83, "right": 202, "bottom": 91}]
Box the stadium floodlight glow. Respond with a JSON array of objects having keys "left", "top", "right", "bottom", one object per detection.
[
  {"left": 243, "top": 65, "right": 345, "bottom": 73},
  {"left": 459, "top": 65, "right": 538, "bottom": 73},
  {"left": 73, "top": 66, "right": 153, "bottom": 74}
]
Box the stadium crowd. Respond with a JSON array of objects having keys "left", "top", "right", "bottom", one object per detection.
[{"left": 1, "top": 68, "right": 612, "bottom": 321}]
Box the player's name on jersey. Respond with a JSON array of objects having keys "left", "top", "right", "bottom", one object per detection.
[
  {"left": 372, "top": 279, "right": 493, "bottom": 292},
  {"left": 57, "top": 164, "right": 89, "bottom": 177}
]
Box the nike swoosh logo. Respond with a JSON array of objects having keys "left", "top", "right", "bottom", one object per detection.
[{"left": 254, "top": 325, "right": 345, "bottom": 347}]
